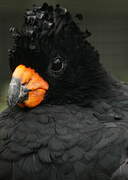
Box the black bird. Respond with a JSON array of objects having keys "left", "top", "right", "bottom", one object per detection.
[{"left": 0, "top": 3, "right": 128, "bottom": 180}]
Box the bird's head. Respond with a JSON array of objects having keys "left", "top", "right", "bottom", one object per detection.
[{"left": 8, "top": 3, "right": 109, "bottom": 108}]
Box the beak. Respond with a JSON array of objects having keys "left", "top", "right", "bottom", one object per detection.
[
  {"left": 8, "top": 77, "right": 30, "bottom": 107},
  {"left": 8, "top": 64, "right": 49, "bottom": 108}
]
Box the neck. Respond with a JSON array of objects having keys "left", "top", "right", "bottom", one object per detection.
[{"left": 44, "top": 67, "right": 115, "bottom": 106}]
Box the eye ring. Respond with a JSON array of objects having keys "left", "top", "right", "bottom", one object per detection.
[{"left": 50, "top": 57, "right": 64, "bottom": 73}]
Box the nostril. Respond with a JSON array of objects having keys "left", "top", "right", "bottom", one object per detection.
[
  {"left": 21, "top": 82, "right": 27, "bottom": 86},
  {"left": 21, "top": 78, "right": 31, "bottom": 86}
]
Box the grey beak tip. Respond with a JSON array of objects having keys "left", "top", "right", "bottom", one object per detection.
[{"left": 8, "top": 77, "right": 29, "bottom": 107}]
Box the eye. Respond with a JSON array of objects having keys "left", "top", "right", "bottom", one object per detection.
[{"left": 50, "top": 57, "right": 64, "bottom": 72}]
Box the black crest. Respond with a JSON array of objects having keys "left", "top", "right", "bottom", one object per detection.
[
  {"left": 9, "top": 3, "right": 92, "bottom": 72},
  {"left": 9, "top": 3, "right": 91, "bottom": 48}
]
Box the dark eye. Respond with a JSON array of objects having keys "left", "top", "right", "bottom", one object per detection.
[{"left": 51, "top": 58, "right": 64, "bottom": 72}]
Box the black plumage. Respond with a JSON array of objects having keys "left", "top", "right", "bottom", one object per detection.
[{"left": 1, "top": 3, "right": 128, "bottom": 180}]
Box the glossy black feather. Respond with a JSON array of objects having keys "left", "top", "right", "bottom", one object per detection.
[
  {"left": 0, "top": 81, "right": 128, "bottom": 180},
  {"left": 1, "top": 3, "right": 128, "bottom": 180}
]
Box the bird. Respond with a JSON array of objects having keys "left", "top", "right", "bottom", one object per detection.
[{"left": 0, "top": 2, "right": 128, "bottom": 180}]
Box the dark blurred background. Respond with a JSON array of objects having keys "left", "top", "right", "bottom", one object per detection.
[{"left": 0, "top": 0, "right": 128, "bottom": 111}]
